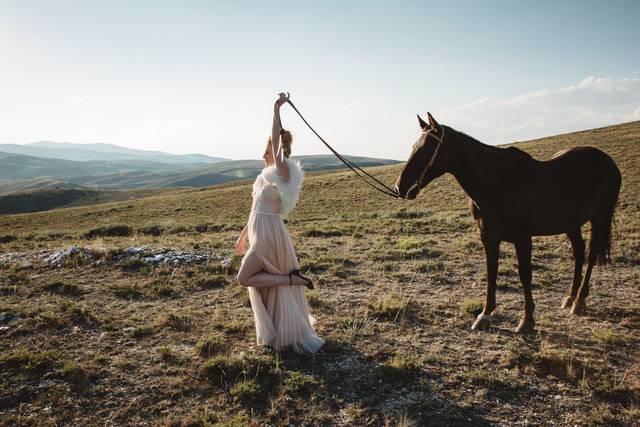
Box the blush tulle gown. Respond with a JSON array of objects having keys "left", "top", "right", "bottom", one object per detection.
[{"left": 241, "top": 158, "right": 324, "bottom": 353}]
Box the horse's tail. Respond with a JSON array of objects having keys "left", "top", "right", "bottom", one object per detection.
[{"left": 589, "top": 159, "right": 622, "bottom": 266}]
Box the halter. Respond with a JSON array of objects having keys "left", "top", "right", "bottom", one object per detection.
[{"left": 406, "top": 126, "right": 445, "bottom": 196}]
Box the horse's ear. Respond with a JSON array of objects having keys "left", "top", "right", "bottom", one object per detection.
[
  {"left": 417, "top": 114, "right": 429, "bottom": 130},
  {"left": 427, "top": 112, "right": 440, "bottom": 129}
]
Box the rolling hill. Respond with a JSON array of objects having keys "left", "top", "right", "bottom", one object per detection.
[
  {"left": 0, "top": 154, "right": 400, "bottom": 211},
  {"left": 65, "top": 155, "right": 400, "bottom": 189},
  {"left": 0, "top": 151, "right": 211, "bottom": 183}
]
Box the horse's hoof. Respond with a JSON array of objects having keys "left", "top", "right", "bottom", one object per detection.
[
  {"left": 561, "top": 296, "right": 574, "bottom": 309},
  {"left": 570, "top": 300, "right": 586, "bottom": 315},
  {"left": 515, "top": 318, "right": 535, "bottom": 334},
  {"left": 471, "top": 313, "right": 492, "bottom": 331}
]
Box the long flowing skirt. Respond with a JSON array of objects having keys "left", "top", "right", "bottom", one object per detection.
[{"left": 241, "top": 213, "right": 324, "bottom": 353}]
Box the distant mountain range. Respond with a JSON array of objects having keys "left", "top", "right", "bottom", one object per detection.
[
  {"left": 0, "top": 141, "right": 226, "bottom": 164},
  {"left": 0, "top": 141, "right": 400, "bottom": 195}
]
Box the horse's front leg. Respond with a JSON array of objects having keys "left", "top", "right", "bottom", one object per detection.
[
  {"left": 515, "top": 236, "right": 535, "bottom": 333},
  {"left": 471, "top": 235, "right": 500, "bottom": 331}
]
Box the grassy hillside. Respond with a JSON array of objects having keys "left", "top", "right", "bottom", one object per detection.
[
  {"left": 0, "top": 188, "right": 169, "bottom": 215},
  {"left": 1, "top": 154, "right": 399, "bottom": 197},
  {"left": 0, "top": 177, "right": 85, "bottom": 194},
  {"left": 66, "top": 155, "right": 400, "bottom": 190},
  {"left": 0, "top": 121, "right": 638, "bottom": 426},
  {"left": 0, "top": 150, "right": 210, "bottom": 184}
]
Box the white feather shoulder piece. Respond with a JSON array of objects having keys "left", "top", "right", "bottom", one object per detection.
[{"left": 260, "top": 158, "right": 304, "bottom": 217}]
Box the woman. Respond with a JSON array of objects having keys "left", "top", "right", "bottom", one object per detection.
[{"left": 236, "top": 93, "right": 324, "bottom": 354}]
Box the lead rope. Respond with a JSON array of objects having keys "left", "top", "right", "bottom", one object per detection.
[{"left": 280, "top": 99, "right": 399, "bottom": 198}]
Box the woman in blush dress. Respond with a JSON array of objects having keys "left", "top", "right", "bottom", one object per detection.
[{"left": 236, "top": 93, "right": 324, "bottom": 354}]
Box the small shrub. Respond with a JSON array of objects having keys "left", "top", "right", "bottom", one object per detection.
[
  {"left": 199, "top": 355, "right": 244, "bottom": 384},
  {"left": 0, "top": 284, "right": 18, "bottom": 296},
  {"left": 389, "top": 210, "right": 431, "bottom": 219},
  {"left": 105, "top": 248, "right": 125, "bottom": 261},
  {"left": 195, "top": 223, "right": 224, "bottom": 233},
  {"left": 396, "top": 238, "right": 422, "bottom": 251},
  {"left": 60, "top": 301, "right": 97, "bottom": 324},
  {"left": 195, "top": 335, "right": 223, "bottom": 358},
  {"left": 199, "top": 354, "right": 272, "bottom": 385},
  {"left": 165, "top": 311, "right": 194, "bottom": 331},
  {"left": 119, "top": 258, "right": 148, "bottom": 273},
  {"left": 462, "top": 239, "right": 483, "bottom": 251},
  {"left": 167, "top": 224, "right": 191, "bottom": 234},
  {"left": 0, "top": 235, "right": 17, "bottom": 243},
  {"left": 59, "top": 361, "right": 89, "bottom": 387},
  {"left": 196, "top": 275, "right": 228, "bottom": 289},
  {"left": 377, "top": 261, "right": 396, "bottom": 272},
  {"left": 84, "top": 224, "right": 133, "bottom": 239},
  {"left": 36, "top": 311, "right": 66, "bottom": 328},
  {"left": 222, "top": 319, "right": 251, "bottom": 335},
  {"left": 533, "top": 348, "right": 575, "bottom": 379},
  {"left": 305, "top": 289, "right": 324, "bottom": 308},
  {"left": 43, "top": 280, "right": 81, "bottom": 296},
  {"left": 0, "top": 348, "right": 61, "bottom": 375},
  {"left": 460, "top": 298, "right": 484, "bottom": 317},
  {"left": 229, "top": 379, "right": 261, "bottom": 404},
  {"left": 585, "top": 405, "right": 618, "bottom": 426},
  {"left": 302, "top": 228, "right": 344, "bottom": 238},
  {"left": 138, "top": 224, "right": 164, "bottom": 236},
  {"left": 594, "top": 329, "right": 631, "bottom": 346},
  {"left": 368, "top": 293, "right": 410, "bottom": 321},
  {"left": 115, "top": 358, "right": 135, "bottom": 371},
  {"left": 158, "top": 345, "right": 173, "bottom": 361},
  {"left": 127, "top": 325, "right": 153, "bottom": 338},
  {"left": 375, "top": 353, "right": 424, "bottom": 382},
  {"left": 283, "top": 371, "right": 318, "bottom": 394},
  {"left": 339, "top": 312, "right": 377, "bottom": 338},
  {"left": 4, "top": 271, "right": 29, "bottom": 285},
  {"left": 111, "top": 283, "right": 142, "bottom": 299},
  {"left": 417, "top": 260, "right": 445, "bottom": 273}
]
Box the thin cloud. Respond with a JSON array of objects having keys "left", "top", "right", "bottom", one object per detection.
[{"left": 439, "top": 76, "right": 640, "bottom": 144}]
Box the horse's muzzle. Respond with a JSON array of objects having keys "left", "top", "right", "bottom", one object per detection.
[
  {"left": 395, "top": 183, "right": 419, "bottom": 200},
  {"left": 405, "top": 183, "right": 419, "bottom": 200}
]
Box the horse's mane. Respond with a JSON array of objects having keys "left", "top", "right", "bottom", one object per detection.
[{"left": 446, "top": 125, "right": 534, "bottom": 161}]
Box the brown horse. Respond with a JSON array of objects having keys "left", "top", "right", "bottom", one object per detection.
[{"left": 394, "top": 113, "right": 621, "bottom": 333}]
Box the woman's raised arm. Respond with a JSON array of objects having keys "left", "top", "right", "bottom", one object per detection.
[{"left": 271, "top": 93, "right": 290, "bottom": 182}]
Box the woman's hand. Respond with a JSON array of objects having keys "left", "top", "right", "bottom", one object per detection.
[
  {"left": 235, "top": 234, "right": 247, "bottom": 256},
  {"left": 275, "top": 92, "right": 289, "bottom": 108}
]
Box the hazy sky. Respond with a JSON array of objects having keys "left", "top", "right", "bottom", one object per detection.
[{"left": 1, "top": 0, "right": 639, "bottom": 160}]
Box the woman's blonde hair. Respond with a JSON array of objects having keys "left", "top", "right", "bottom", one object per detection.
[{"left": 268, "top": 130, "right": 293, "bottom": 158}]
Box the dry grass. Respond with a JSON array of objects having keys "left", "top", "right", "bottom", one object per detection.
[{"left": 1, "top": 121, "right": 639, "bottom": 425}]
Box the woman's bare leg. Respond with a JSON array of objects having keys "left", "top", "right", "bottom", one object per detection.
[{"left": 237, "top": 253, "right": 309, "bottom": 289}]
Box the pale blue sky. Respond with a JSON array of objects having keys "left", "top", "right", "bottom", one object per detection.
[{"left": 1, "top": 0, "right": 639, "bottom": 160}]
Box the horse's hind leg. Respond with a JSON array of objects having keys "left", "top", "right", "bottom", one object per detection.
[
  {"left": 561, "top": 229, "right": 585, "bottom": 309},
  {"left": 571, "top": 221, "right": 603, "bottom": 315}
]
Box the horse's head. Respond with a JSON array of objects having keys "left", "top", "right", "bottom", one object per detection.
[{"left": 394, "top": 112, "right": 453, "bottom": 200}]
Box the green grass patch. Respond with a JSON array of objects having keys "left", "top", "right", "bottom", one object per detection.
[
  {"left": 0, "top": 348, "right": 62, "bottom": 376},
  {"left": 111, "top": 283, "right": 143, "bottom": 299},
  {"left": 229, "top": 379, "right": 261, "bottom": 404},
  {"left": 42, "top": 280, "right": 81, "bottom": 296},
  {"left": 594, "top": 329, "right": 632, "bottom": 346},
  {"left": 195, "top": 335, "right": 224, "bottom": 358},
  {"left": 368, "top": 292, "right": 411, "bottom": 321},
  {"left": 460, "top": 298, "right": 484, "bottom": 316}
]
